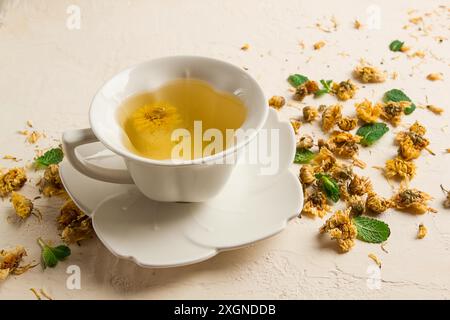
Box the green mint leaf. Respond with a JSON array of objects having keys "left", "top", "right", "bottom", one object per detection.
[
  {"left": 314, "top": 79, "right": 333, "bottom": 97},
  {"left": 383, "top": 89, "right": 416, "bottom": 115},
  {"left": 42, "top": 247, "right": 58, "bottom": 268},
  {"left": 389, "top": 40, "right": 404, "bottom": 52},
  {"left": 35, "top": 148, "right": 64, "bottom": 168},
  {"left": 356, "top": 122, "right": 389, "bottom": 146},
  {"left": 50, "top": 245, "right": 71, "bottom": 260},
  {"left": 294, "top": 148, "right": 316, "bottom": 164},
  {"left": 353, "top": 216, "right": 390, "bottom": 243},
  {"left": 288, "top": 74, "right": 309, "bottom": 87},
  {"left": 37, "top": 237, "right": 71, "bottom": 269},
  {"left": 315, "top": 173, "right": 340, "bottom": 202}
]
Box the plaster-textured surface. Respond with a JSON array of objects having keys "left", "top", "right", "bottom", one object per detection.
[{"left": 0, "top": 0, "right": 449, "bottom": 299}]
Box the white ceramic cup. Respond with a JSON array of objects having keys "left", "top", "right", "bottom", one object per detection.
[{"left": 62, "top": 56, "right": 268, "bottom": 202}]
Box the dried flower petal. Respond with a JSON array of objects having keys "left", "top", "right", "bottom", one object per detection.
[
  {"left": 426, "top": 73, "right": 443, "bottom": 81},
  {"left": 417, "top": 224, "right": 427, "bottom": 239},
  {"left": 426, "top": 105, "right": 443, "bottom": 115},
  {"left": 368, "top": 253, "right": 382, "bottom": 268},
  {"left": 290, "top": 119, "right": 301, "bottom": 134},
  {"left": 313, "top": 41, "right": 326, "bottom": 50}
]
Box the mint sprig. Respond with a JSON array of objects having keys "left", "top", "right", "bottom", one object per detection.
[
  {"left": 288, "top": 74, "right": 309, "bottom": 87},
  {"left": 35, "top": 148, "right": 64, "bottom": 168},
  {"left": 353, "top": 216, "right": 390, "bottom": 243},
  {"left": 389, "top": 40, "right": 404, "bottom": 52},
  {"left": 356, "top": 122, "right": 389, "bottom": 146},
  {"left": 314, "top": 79, "right": 333, "bottom": 97},
  {"left": 294, "top": 148, "right": 316, "bottom": 164},
  {"left": 37, "top": 237, "right": 71, "bottom": 269}
]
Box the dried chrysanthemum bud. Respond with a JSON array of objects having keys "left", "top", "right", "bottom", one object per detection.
[
  {"left": 299, "top": 164, "right": 316, "bottom": 185},
  {"left": 346, "top": 195, "right": 366, "bottom": 217},
  {"left": 366, "top": 191, "right": 391, "bottom": 214},
  {"left": 380, "top": 101, "right": 409, "bottom": 126},
  {"left": 313, "top": 147, "right": 337, "bottom": 172},
  {"left": 396, "top": 122, "right": 430, "bottom": 160},
  {"left": 441, "top": 185, "right": 450, "bottom": 209},
  {"left": 10, "top": 192, "right": 36, "bottom": 220},
  {"left": 321, "top": 104, "right": 342, "bottom": 132},
  {"left": 398, "top": 138, "right": 421, "bottom": 161},
  {"left": 39, "top": 164, "right": 65, "bottom": 197},
  {"left": 57, "top": 200, "right": 93, "bottom": 244},
  {"left": 417, "top": 224, "right": 427, "bottom": 239},
  {"left": 296, "top": 135, "right": 314, "bottom": 149},
  {"left": 348, "top": 175, "right": 372, "bottom": 196},
  {"left": 0, "top": 246, "right": 32, "bottom": 281},
  {"left": 332, "top": 80, "right": 357, "bottom": 101},
  {"left": 409, "top": 121, "right": 427, "bottom": 136},
  {"left": 302, "top": 106, "right": 319, "bottom": 122},
  {"left": 305, "top": 80, "right": 319, "bottom": 94},
  {"left": 353, "top": 64, "right": 386, "bottom": 83},
  {"left": 385, "top": 157, "right": 416, "bottom": 180},
  {"left": 268, "top": 95, "right": 286, "bottom": 109},
  {"left": 355, "top": 99, "right": 382, "bottom": 123},
  {"left": 0, "top": 168, "right": 27, "bottom": 198},
  {"left": 329, "top": 162, "right": 353, "bottom": 182},
  {"left": 391, "top": 188, "right": 435, "bottom": 214},
  {"left": 326, "top": 131, "right": 361, "bottom": 158},
  {"left": 320, "top": 209, "right": 357, "bottom": 252},
  {"left": 301, "top": 189, "right": 330, "bottom": 218},
  {"left": 337, "top": 117, "right": 358, "bottom": 131},
  {"left": 294, "top": 84, "right": 309, "bottom": 101}
]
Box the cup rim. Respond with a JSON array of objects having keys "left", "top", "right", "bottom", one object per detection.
[{"left": 89, "top": 55, "right": 268, "bottom": 167}]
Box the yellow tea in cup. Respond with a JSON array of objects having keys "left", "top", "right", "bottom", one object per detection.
[{"left": 117, "top": 79, "right": 247, "bottom": 160}]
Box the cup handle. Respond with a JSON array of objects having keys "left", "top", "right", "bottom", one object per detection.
[{"left": 62, "top": 128, "right": 133, "bottom": 184}]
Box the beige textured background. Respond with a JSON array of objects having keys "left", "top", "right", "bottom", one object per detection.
[{"left": 0, "top": 0, "right": 449, "bottom": 299}]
